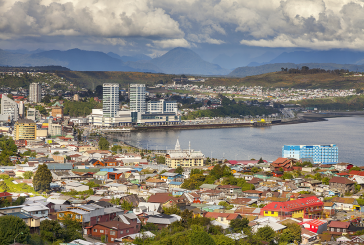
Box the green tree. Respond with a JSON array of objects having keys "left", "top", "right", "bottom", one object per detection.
[
  {"left": 110, "top": 197, "right": 120, "bottom": 205},
  {"left": 251, "top": 167, "right": 260, "bottom": 174},
  {"left": 350, "top": 166, "right": 361, "bottom": 172},
  {"left": 98, "top": 137, "right": 110, "bottom": 150},
  {"left": 23, "top": 171, "right": 33, "bottom": 179},
  {"left": 218, "top": 201, "right": 233, "bottom": 210},
  {"left": 258, "top": 157, "right": 264, "bottom": 163},
  {"left": 175, "top": 166, "right": 184, "bottom": 174},
  {"left": 120, "top": 200, "right": 134, "bottom": 211},
  {"left": 33, "top": 164, "right": 52, "bottom": 192},
  {"left": 213, "top": 235, "right": 235, "bottom": 245},
  {"left": 313, "top": 172, "right": 322, "bottom": 181},
  {"left": 256, "top": 226, "right": 275, "bottom": 243},
  {"left": 40, "top": 220, "right": 64, "bottom": 243},
  {"left": 189, "top": 225, "right": 215, "bottom": 245},
  {"left": 282, "top": 172, "right": 293, "bottom": 180},
  {"left": 322, "top": 177, "right": 331, "bottom": 185},
  {"left": 156, "top": 155, "right": 166, "bottom": 164},
  {"left": 61, "top": 214, "right": 83, "bottom": 242},
  {"left": 0, "top": 215, "right": 30, "bottom": 245},
  {"left": 279, "top": 223, "right": 302, "bottom": 244},
  {"left": 229, "top": 218, "right": 249, "bottom": 233}
]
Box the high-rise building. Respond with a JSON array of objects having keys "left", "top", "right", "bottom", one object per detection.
[
  {"left": 129, "top": 84, "right": 146, "bottom": 112},
  {"left": 147, "top": 99, "right": 178, "bottom": 114},
  {"left": 29, "top": 83, "right": 41, "bottom": 103},
  {"left": 282, "top": 144, "right": 338, "bottom": 164},
  {"left": 103, "top": 83, "right": 119, "bottom": 117},
  {"left": 14, "top": 119, "right": 36, "bottom": 140},
  {"left": 0, "top": 95, "right": 19, "bottom": 121}
]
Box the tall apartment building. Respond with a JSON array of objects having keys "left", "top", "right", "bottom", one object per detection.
[
  {"left": 103, "top": 83, "right": 119, "bottom": 117},
  {"left": 282, "top": 144, "right": 338, "bottom": 164},
  {"left": 129, "top": 84, "right": 146, "bottom": 113},
  {"left": 147, "top": 99, "right": 178, "bottom": 114},
  {"left": 29, "top": 83, "right": 41, "bottom": 103},
  {"left": 1, "top": 95, "right": 19, "bottom": 121},
  {"left": 14, "top": 119, "right": 36, "bottom": 140}
]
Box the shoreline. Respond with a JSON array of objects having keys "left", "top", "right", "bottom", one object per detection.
[{"left": 128, "top": 111, "right": 364, "bottom": 132}]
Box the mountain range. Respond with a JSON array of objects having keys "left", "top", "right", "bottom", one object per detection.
[
  {"left": 2, "top": 47, "right": 364, "bottom": 76},
  {"left": 0, "top": 47, "right": 229, "bottom": 75}
]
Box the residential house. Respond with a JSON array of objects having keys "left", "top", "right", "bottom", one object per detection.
[
  {"left": 86, "top": 221, "right": 136, "bottom": 243},
  {"left": 323, "top": 202, "right": 336, "bottom": 217},
  {"left": 181, "top": 192, "right": 201, "bottom": 204},
  {"left": 301, "top": 228, "right": 318, "bottom": 245},
  {"left": 204, "top": 212, "right": 242, "bottom": 226},
  {"left": 199, "top": 184, "right": 218, "bottom": 191},
  {"left": 104, "top": 183, "right": 128, "bottom": 193},
  {"left": 270, "top": 158, "right": 295, "bottom": 172},
  {"left": 216, "top": 185, "right": 242, "bottom": 194},
  {"left": 329, "top": 177, "right": 355, "bottom": 193},
  {"left": 114, "top": 213, "right": 141, "bottom": 233},
  {"left": 0, "top": 192, "right": 12, "bottom": 203},
  {"left": 247, "top": 178, "right": 262, "bottom": 188},
  {"left": 7, "top": 212, "right": 41, "bottom": 233},
  {"left": 146, "top": 214, "right": 181, "bottom": 229},
  {"left": 335, "top": 163, "right": 354, "bottom": 171},
  {"left": 160, "top": 173, "right": 183, "bottom": 184},
  {"left": 64, "top": 181, "right": 89, "bottom": 192},
  {"left": 327, "top": 221, "right": 351, "bottom": 235},
  {"left": 250, "top": 217, "right": 286, "bottom": 233},
  {"left": 21, "top": 205, "right": 49, "bottom": 218},
  {"left": 148, "top": 193, "right": 187, "bottom": 209},
  {"left": 242, "top": 190, "right": 263, "bottom": 198},
  {"left": 331, "top": 197, "right": 360, "bottom": 211},
  {"left": 146, "top": 178, "right": 167, "bottom": 188}
]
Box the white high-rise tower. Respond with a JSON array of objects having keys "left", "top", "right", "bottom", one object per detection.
[
  {"left": 129, "top": 84, "right": 146, "bottom": 112},
  {"left": 103, "top": 83, "right": 119, "bottom": 117},
  {"left": 29, "top": 83, "right": 41, "bottom": 103}
]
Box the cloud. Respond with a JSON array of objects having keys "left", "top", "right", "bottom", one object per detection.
[
  {"left": 2, "top": 0, "right": 364, "bottom": 52},
  {"left": 152, "top": 38, "right": 191, "bottom": 48},
  {"left": 0, "top": 0, "right": 183, "bottom": 38}
]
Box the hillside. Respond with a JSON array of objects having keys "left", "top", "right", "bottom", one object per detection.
[
  {"left": 229, "top": 63, "right": 364, "bottom": 77},
  {"left": 55, "top": 71, "right": 175, "bottom": 89},
  {"left": 149, "top": 47, "right": 230, "bottom": 75},
  {"left": 54, "top": 70, "right": 364, "bottom": 91}
]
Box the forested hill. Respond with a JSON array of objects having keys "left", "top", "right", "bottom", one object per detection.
[{"left": 229, "top": 63, "right": 364, "bottom": 77}]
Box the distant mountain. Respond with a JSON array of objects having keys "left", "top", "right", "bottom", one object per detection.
[
  {"left": 269, "top": 50, "right": 364, "bottom": 65},
  {"left": 149, "top": 47, "right": 230, "bottom": 75},
  {"left": 107, "top": 52, "right": 151, "bottom": 62},
  {"left": 229, "top": 63, "right": 364, "bottom": 77}
]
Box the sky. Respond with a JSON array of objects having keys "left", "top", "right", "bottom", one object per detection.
[{"left": 1, "top": 0, "right": 364, "bottom": 62}]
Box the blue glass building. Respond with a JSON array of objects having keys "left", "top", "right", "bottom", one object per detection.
[{"left": 282, "top": 144, "right": 338, "bottom": 164}]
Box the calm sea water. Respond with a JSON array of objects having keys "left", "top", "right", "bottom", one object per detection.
[{"left": 120, "top": 116, "right": 364, "bottom": 165}]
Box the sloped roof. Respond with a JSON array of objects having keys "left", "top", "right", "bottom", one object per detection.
[
  {"left": 328, "top": 221, "right": 350, "bottom": 228},
  {"left": 262, "top": 196, "right": 323, "bottom": 212},
  {"left": 329, "top": 177, "right": 355, "bottom": 185}
]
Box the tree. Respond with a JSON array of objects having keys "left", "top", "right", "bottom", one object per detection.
[
  {"left": 175, "top": 166, "right": 184, "bottom": 174},
  {"left": 95, "top": 85, "right": 103, "bottom": 97},
  {"left": 251, "top": 167, "right": 260, "bottom": 174},
  {"left": 255, "top": 226, "right": 275, "bottom": 243},
  {"left": 156, "top": 155, "right": 165, "bottom": 164},
  {"left": 23, "top": 171, "right": 33, "bottom": 179},
  {"left": 33, "top": 164, "right": 52, "bottom": 192},
  {"left": 61, "top": 214, "right": 83, "bottom": 242},
  {"left": 0, "top": 215, "right": 30, "bottom": 245},
  {"left": 189, "top": 225, "right": 216, "bottom": 245},
  {"left": 282, "top": 172, "right": 293, "bottom": 180},
  {"left": 229, "top": 218, "right": 249, "bottom": 233},
  {"left": 110, "top": 197, "right": 120, "bottom": 205},
  {"left": 350, "top": 166, "right": 361, "bottom": 172},
  {"left": 322, "top": 177, "right": 331, "bottom": 185},
  {"left": 213, "top": 235, "right": 235, "bottom": 245},
  {"left": 40, "top": 220, "right": 64, "bottom": 243},
  {"left": 258, "top": 157, "right": 264, "bottom": 163},
  {"left": 218, "top": 201, "right": 234, "bottom": 210},
  {"left": 120, "top": 200, "right": 134, "bottom": 211},
  {"left": 279, "top": 223, "right": 301, "bottom": 244},
  {"left": 98, "top": 137, "right": 110, "bottom": 150}
]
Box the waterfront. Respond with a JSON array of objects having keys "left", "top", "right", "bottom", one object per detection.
[{"left": 120, "top": 116, "right": 364, "bottom": 165}]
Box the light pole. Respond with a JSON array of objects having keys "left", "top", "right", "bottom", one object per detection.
[{"left": 14, "top": 232, "right": 23, "bottom": 244}]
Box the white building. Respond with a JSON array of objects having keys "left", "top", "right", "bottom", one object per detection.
[
  {"left": 147, "top": 99, "right": 178, "bottom": 114},
  {"left": 29, "top": 83, "right": 42, "bottom": 103},
  {"left": 103, "top": 83, "right": 119, "bottom": 117},
  {"left": 0, "top": 95, "right": 19, "bottom": 121},
  {"left": 130, "top": 84, "right": 146, "bottom": 112},
  {"left": 27, "top": 108, "right": 41, "bottom": 121}
]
